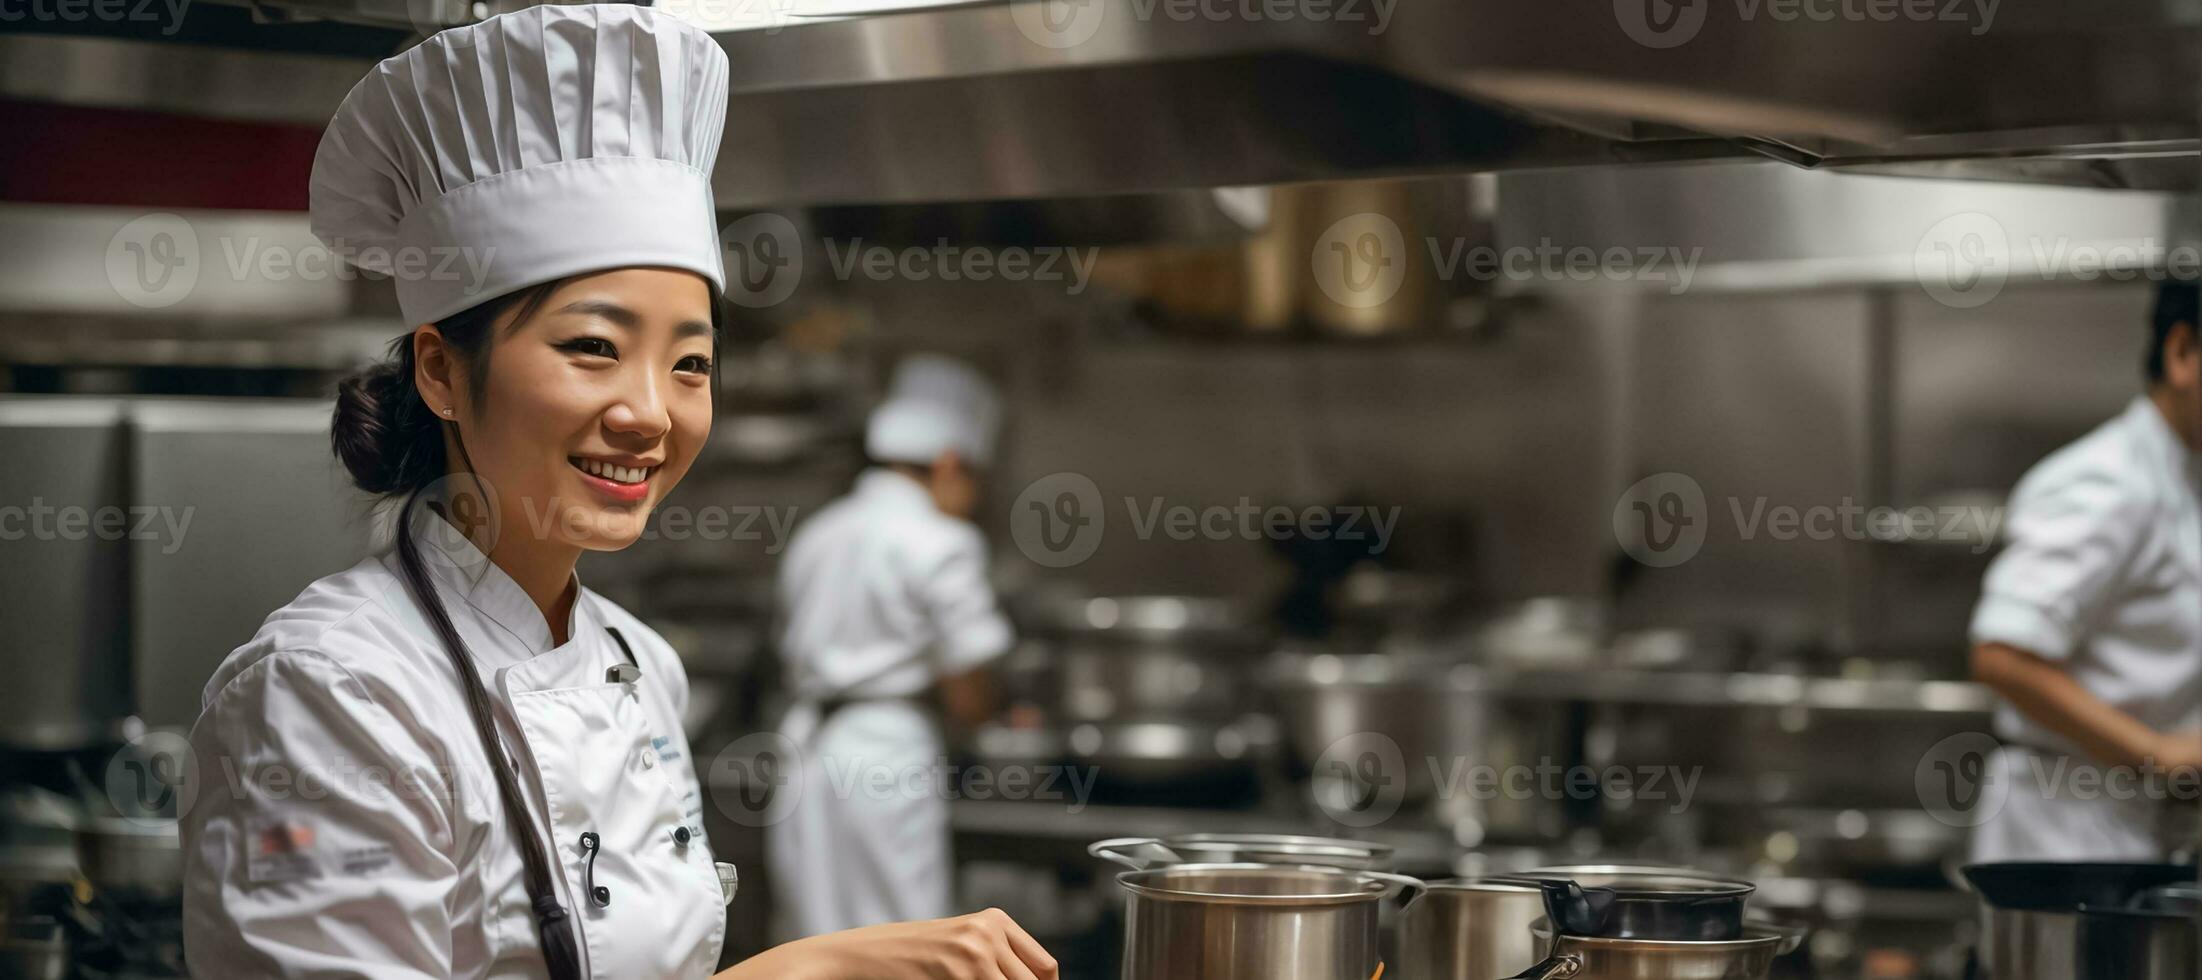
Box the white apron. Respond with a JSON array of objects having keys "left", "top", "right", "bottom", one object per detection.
[{"left": 183, "top": 510, "right": 730, "bottom": 978}]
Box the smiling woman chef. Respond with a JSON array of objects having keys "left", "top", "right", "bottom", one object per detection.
[{"left": 178, "top": 6, "right": 1058, "bottom": 979}]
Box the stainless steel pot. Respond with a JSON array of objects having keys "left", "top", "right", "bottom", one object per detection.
[
  {"left": 1090, "top": 834, "right": 1394, "bottom": 871},
  {"left": 1396, "top": 878, "right": 1546, "bottom": 980},
  {"left": 1116, "top": 863, "right": 1423, "bottom": 980},
  {"left": 1965, "top": 862, "right": 2198, "bottom": 980},
  {"left": 1264, "top": 650, "right": 1447, "bottom": 806},
  {"left": 1507, "top": 922, "right": 1801, "bottom": 980},
  {"left": 1030, "top": 595, "right": 1268, "bottom": 723}
]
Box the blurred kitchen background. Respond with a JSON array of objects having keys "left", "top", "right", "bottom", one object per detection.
[{"left": 1, "top": 2, "right": 2197, "bottom": 978}]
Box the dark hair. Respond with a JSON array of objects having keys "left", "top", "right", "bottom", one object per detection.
[
  {"left": 328, "top": 277, "right": 721, "bottom": 980},
  {"left": 332, "top": 282, "right": 564, "bottom": 495},
  {"left": 2149, "top": 280, "right": 2197, "bottom": 383}
]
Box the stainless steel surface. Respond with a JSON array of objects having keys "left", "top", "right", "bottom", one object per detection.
[
  {"left": 1977, "top": 904, "right": 2196, "bottom": 980},
  {"left": 1472, "top": 598, "right": 1610, "bottom": 669},
  {"left": 1474, "top": 667, "right": 1995, "bottom": 712},
  {"left": 1494, "top": 163, "right": 2193, "bottom": 296},
  {"left": 1398, "top": 878, "right": 1547, "bottom": 980},
  {"left": 0, "top": 398, "right": 134, "bottom": 750},
  {"left": 1028, "top": 594, "right": 1267, "bottom": 724},
  {"left": 1057, "top": 644, "right": 1242, "bottom": 723},
  {"left": 127, "top": 398, "right": 378, "bottom": 731},
  {"left": 1593, "top": 681, "right": 1992, "bottom": 811},
  {"left": 1116, "top": 863, "right": 1421, "bottom": 980},
  {"left": 75, "top": 817, "right": 182, "bottom": 902},
  {"left": 1026, "top": 594, "right": 1266, "bottom": 647},
  {"left": 1264, "top": 649, "right": 1448, "bottom": 805},
  {"left": 1966, "top": 863, "right": 2199, "bottom": 980},
  {"left": 1510, "top": 923, "right": 1792, "bottom": 980},
  {"left": 1088, "top": 834, "right": 1394, "bottom": 872},
  {"left": 1063, "top": 720, "right": 1265, "bottom": 798},
  {"left": 8, "top": 5, "right": 2200, "bottom": 211}
]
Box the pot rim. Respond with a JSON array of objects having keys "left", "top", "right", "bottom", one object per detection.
[
  {"left": 1422, "top": 877, "right": 1544, "bottom": 895},
  {"left": 1498, "top": 868, "right": 1755, "bottom": 900},
  {"left": 1533, "top": 922, "right": 1791, "bottom": 952},
  {"left": 1117, "top": 863, "right": 1402, "bottom": 905},
  {"left": 1165, "top": 833, "right": 1393, "bottom": 857}
]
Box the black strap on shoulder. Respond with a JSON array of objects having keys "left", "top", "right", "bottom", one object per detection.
[{"left": 606, "top": 626, "right": 639, "bottom": 668}]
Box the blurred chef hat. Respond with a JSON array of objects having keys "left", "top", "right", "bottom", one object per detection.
[
  {"left": 309, "top": 4, "right": 730, "bottom": 327},
  {"left": 866, "top": 354, "right": 1003, "bottom": 468}
]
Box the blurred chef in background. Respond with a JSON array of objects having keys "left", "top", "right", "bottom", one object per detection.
[
  {"left": 1969, "top": 280, "right": 2202, "bottom": 862},
  {"left": 769, "top": 355, "right": 1015, "bottom": 937}
]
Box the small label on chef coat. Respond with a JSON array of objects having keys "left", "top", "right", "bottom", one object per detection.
[
  {"left": 246, "top": 820, "right": 394, "bottom": 884},
  {"left": 247, "top": 820, "right": 322, "bottom": 884}
]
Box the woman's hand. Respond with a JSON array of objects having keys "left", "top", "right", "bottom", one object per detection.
[{"left": 720, "top": 908, "right": 1059, "bottom": 980}]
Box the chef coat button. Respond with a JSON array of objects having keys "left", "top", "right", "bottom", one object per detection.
[
  {"left": 640, "top": 748, "right": 656, "bottom": 770},
  {"left": 673, "top": 826, "right": 692, "bottom": 847}
]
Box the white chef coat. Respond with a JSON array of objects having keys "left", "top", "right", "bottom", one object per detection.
[
  {"left": 182, "top": 506, "right": 728, "bottom": 979},
  {"left": 1968, "top": 395, "right": 2202, "bottom": 862},
  {"left": 767, "top": 468, "right": 1013, "bottom": 939}
]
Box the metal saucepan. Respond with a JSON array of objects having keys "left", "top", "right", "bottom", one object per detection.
[
  {"left": 1507, "top": 921, "right": 1805, "bottom": 980},
  {"left": 1089, "top": 834, "right": 1395, "bottom": 871},
  {"left": 1396, "top": 877, "right": 1547, "bottom": 980},
  {"left": 1115, "top": 863, "right": 1424, "bottom": 980},
  {"left": 1964, "top": 862, "right": 2199, "bottom": 980},
  {"left": 1491, "top": 868, "right": 1756, "bottom": 941}
]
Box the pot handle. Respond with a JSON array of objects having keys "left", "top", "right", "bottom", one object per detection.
[
  {"left": 1362, "top": 871, "right": 1427, "bottom": 909},
  {"left": 1502, "top": 953, "right": 1583, "bottom": 980},
  {"left": 1087, "top": 838, "right": 1183, "bottom": 871},
  {"left": 1747, "top": 915, "right": 1811, "bottom": 956}
]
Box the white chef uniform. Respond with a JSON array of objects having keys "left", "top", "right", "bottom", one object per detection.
[
  {"left": 183, "top": 506, "right": 728, "bottom": 978},
  {"left": 1968, "top": 395, "right": 2202, "bottom": 862},
  {"left": 767, "top": 358, "right": 1014, "bottom": 938},
  {"left": 184, "top": 4, "right": 736, "bottom": 976}
]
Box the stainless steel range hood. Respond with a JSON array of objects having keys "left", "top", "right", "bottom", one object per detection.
[
  {"left": 5, "top": 0, "right": 2198, "bottom": 206},
  {"left": 695, "top": 0, "right": 2202, "bottom": 203}
]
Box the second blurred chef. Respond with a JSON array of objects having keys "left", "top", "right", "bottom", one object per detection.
[{"left": 769, "top": 355, "right": 1016, "bottom": 937}]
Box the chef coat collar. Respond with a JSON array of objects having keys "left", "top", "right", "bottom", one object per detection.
[
  {"left": 2129, "top": 395, "right": 2202, "bottom": 493},
  {"left": 404, "top": 492, "right": 585, "bottom": 659},
  {"left": 855, "top": 466, "right": 940, "bottom": 512}
]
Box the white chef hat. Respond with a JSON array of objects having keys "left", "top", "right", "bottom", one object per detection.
[
  {"left": 309, "top": 4, "right": 730, "bottom": 327},
  {"left": 866, "top": 355, "right": 1003, "bottom": 468}
]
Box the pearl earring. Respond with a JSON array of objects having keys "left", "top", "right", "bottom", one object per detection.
[{"left": 441, "top": 408, "right": 454, "bottom": 417}]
